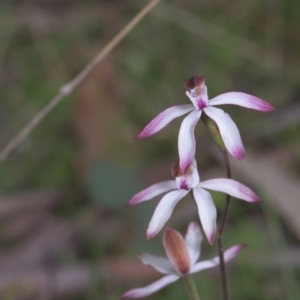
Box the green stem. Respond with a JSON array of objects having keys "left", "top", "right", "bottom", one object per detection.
[
  {"left": 218, "top": 146, "right": 231, "bottom": 236},
  {"left": 202, "top": 114, "right": 232, "bottom": 235},
  {"left": 216, "top": 237, "right": 229, "bottom": 300},
  {"left": 182, "top": 275, "right": 201, "bottom": 300},
  {"left": 202, "top": 114, "right": 232, "bottom": 300}
]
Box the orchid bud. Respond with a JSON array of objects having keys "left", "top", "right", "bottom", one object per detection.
[{"left": 163, "top": 228, "right": 191, "bottom": 275}]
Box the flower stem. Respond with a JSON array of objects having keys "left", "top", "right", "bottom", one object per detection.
[
  {"left": 202, "top": 114, "right": 232, "bottom": 300},
  {"left": 216, "top": 236, "right": 229, "bottom": 300},
  {"left": 218, "top": 145, "right": 231, "bottom": 236},
  {"left": 182, "top": 275, "right": 201, "bottom": 300},
  {"left": 216, "top": 146, "right": 231, "bottom": 300}
]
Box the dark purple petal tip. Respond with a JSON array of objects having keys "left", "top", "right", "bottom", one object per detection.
[
  {"left": 253, "top": 98, "right": 275, "bottom": 112},
  {"left": 208, "top": 232, "right": 216, "bottom": 245},
  {"left": 262, "top": 102, "right": 275, "bottom": 112},
  {"left": 237, "top": 183, "right": 261, "bottom": 203},
  {"left": 121, "top": 292, "right": 134, "bottom": 299},
  {"left": 232, "top": 148, "right": 245, "bottom": 160},
  {"left": 135, "top": 132, "right": 147, "bottom": 140},
  {"left": 128, "top": 193, "right": 145, "bottom": 206},
  {"left": 238, "top": 244, "right": 247, "bottom": 250},
  {"left": 252, "top": 194, "right": 261, "bottom": 203},
  {"left": 147, "top": 230, "right": 156, "bottom": 240},
  {"left": 244, "top": 95, "right": 275, "bottom": 112},
  {"left": 127, "top": 196, "right": 140, "bottom": 206},
  {"left": 230, "top": 244, "right": 247, "bottom": 256},
  {"left": 127, "top": 200, "right": 135, "bottom": 206}
]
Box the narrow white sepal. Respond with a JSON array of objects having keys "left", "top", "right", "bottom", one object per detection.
[
  {"left": 147, "top": 190, "right": 188, "bottom": 239},
  {"left": 199, "top": 178, "right": 260, "bottom": 203},
  {"left": 209, "top": 92, "right": 275, "bottom": 112},
  {"left": 178, "top": 110, "right": 202, "bottom": 173},
  {"left": 185, "top": 222, "right": 202, "bottom": 265},
  {"left": 121, "top": 274, "right": 179, "bottom": 299},
  {"left": 190, "top": 244, "right": 245, "bottom": 274},
  {"left": 128, "top": 180, "right": 176, "bottom": 206},
  {"left": 138, "top": 253, "right": 174, "bottom": 274},
  {"left": 192, "top": 186, "right": 217, "bottom": 244},
  {"left": 190, "top": 259, "right": 219, "bottom": 274},
  {"left": 136, "top": 104, "right": 194, "bottom": 139},
  {"left": 204, "top": 106, "right": 245, "bottom": 160}
]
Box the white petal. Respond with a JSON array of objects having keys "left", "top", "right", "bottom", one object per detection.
[
  {"left": 209, "top": 92, "right": 275, "bottom": 112},
  {"left": 136, "top": 105, "right": 194, "bottom": 139},
  {"left": 189, "top": 259, "right": 219, "bottom": 274},
  {"left": 138, "top": 252, "right": 174, "bottom": 274},
  {"left": 121, "top": 274, "right": 179, "bottom": 299},
  {"left": 223, "top": 244, "right": 246, "bottom": 262},
  {"left": 192, "top": 187, "right": 217, "bottom": 244},
  {"left": 199, "top": 178, "right": 260, "bottom": 203},
  {"left": 185, "top": 222, "right": 202, "bottom": 265},
  {"left": 178, "top": 110, "right": 202, "bottom": 173},
  {"left": 190, "top": 244, "right": 245, "bottom": 274},
  {"left": 147, "top": 190, "right": 188, "bottom": 239},
  {"left": 204, "top": 106, "right": 245, "bottom": 160},
  {"left": 128, "top": 181, "right": 176, "bottom": 206}
]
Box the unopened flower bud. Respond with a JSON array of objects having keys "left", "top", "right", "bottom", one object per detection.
[{"left": 163, "top": 228, "right": 190, "bottom": 275}]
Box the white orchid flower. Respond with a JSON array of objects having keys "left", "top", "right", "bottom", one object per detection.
[
  {"left": 128, "top": 160, "right": 260, "bottom": 244},
  {"left": 121, "top": 222, "right": 245, "bottom": 299},
  {"left": 136, "top": 76, "right": 274, "bottom": 172}
]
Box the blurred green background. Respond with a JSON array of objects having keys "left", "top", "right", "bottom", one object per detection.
[{"left": 0, "top": 0, "right": 300, "bottom": 299}]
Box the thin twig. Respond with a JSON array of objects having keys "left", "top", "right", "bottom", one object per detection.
[{"left": 0, "top": 0, "right": 162, "bottom": 160}]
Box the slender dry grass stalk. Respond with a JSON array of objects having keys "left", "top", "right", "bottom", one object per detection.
[{"left": 0, "top": 0, "right": 161, "bottom": 160}]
